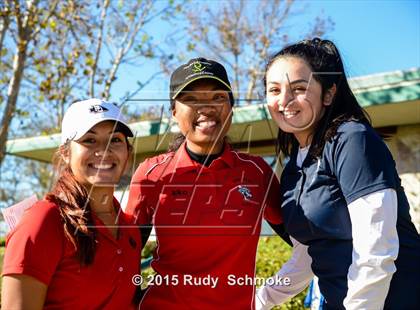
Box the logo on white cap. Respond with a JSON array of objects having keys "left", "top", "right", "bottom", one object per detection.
[
  {"left": 61, "top": 98, "right": 133, "bottom": 145},
  {"left": 89, "top": 105, "right": 109, "bottom": 113}
]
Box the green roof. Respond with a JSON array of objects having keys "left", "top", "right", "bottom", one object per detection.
[
  {"left": 6, "top": 67, "right": 420, "bottom": 162},
  {"left": 350, "top": 68, "right": 420, "bottom": 106}
]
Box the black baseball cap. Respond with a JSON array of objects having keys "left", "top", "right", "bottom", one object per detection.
[{"left": 170, "top": 58, "right": 233, "bottom": 102}]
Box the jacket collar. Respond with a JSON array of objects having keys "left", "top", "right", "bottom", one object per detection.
[{"left": 171, "top": 141, "right": 236, "bottom": 174}]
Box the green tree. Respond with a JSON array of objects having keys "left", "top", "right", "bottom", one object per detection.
[
  {"left": 0, "top": 0, "right": 60, "bottom": 165},
  {"left": 0, "top": 0, "right": 182, "bottom": 207}
]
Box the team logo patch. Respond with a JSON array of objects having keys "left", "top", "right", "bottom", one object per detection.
[
  {"left": 89, "top": 105, "right": 109, "bottom": 113},
  {"left": 192, "top": 61, "right": 206, "bottom": 73},
  {"left": 238, "top": 186, "right": 252, "bottom": 200}
]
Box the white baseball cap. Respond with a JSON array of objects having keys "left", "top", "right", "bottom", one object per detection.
[{"left": 61, "top": 98, "right": 134, "bottom": 145}]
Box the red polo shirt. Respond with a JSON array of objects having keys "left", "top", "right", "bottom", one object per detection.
[
  {"left": 126, "top": 143, "right": 282, "bottom": 310},
  {"left": 2, "top": 199, "right": 141, "bottom": 310}
]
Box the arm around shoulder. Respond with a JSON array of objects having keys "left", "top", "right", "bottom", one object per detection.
[
  {"left": 126, "top": 158, "right": 158, "bottom": 224},
  {"left": 126, "top": 157, "right": 165, "bottom": 247}
]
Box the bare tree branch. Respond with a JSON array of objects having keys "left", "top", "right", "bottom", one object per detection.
[
  {"left": 0, "top": 0, "right": 184, "bottom": 207},
  {"left": 29, "top": 0, "right": 59, "bottom": 40},
  {"left": 0, "top": 2, "right": 11, "bottom": 62},
  {"left": 183, "top": 0, "right": 332, "bottom": 104},
  {"left": 0, "top": 0, "right": 38, "bottom": 164},
  {"left": 89, "top": 0, "right": 110, "bottom": 97},
  {"left": 121, "top": 70, "right": 163, "bottom": 104},
  {"left": 102, "top": 0, "right": 154, "bottom": 99}
]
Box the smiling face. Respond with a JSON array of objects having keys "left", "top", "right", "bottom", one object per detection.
[
  {"left": 266, "top": 57, "right": 334, "bottom": 146},
  {"left": 172, "top": 79, "right": 232, "bottom": 154},
  {"left": 65, "top": 121, "right": 130, "bottom": 189}
]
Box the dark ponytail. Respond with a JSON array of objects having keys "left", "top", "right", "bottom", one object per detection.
[
  {"left": 46, "top": 145, "right": 96, "bottom": 266},
  {"left": 168, "top": 133, "right": 186, "bottom": 152},
  {"left": 168, "top": 98, "right": 186, "bottom": 152},
  {"left": 264, "top": 38, "right": 371, "bottom": 158}
]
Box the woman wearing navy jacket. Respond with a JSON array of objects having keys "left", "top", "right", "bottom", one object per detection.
[{"left": 256, "top": 38, "right": 420, "bottom": 309}]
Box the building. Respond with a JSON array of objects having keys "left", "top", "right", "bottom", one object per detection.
[{"left": 5, "top": 68, "right": 420, "bottom": 231}]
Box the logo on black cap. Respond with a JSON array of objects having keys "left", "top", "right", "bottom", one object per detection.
[
  {"left": 192, "top": 61, "right": 206, "bottom": 73},
  {"left": 170, "top": 57, "right": 233, "bottom": 102}
]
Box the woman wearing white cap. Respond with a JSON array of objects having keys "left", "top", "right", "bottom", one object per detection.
[{"left": 2, "top": 99, "right": 142, "bottom": 309}]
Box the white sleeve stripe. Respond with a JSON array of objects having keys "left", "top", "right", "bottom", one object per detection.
[
  {"left": 232, "top": 151, "right": 264, "bottom": 175},
  {"left": 145, "top": 154, "right": 172, "bottom": 176},
  {"left": 344, "top": 188, "right": 399, "bottom": 310}
]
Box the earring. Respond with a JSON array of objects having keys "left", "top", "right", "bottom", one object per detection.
[{"left": 324, "top": 93, "right": 333, "bottom": 105}]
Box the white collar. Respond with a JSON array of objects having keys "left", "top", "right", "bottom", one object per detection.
[{"left": 296, "top": 145, "right": 310, "bottom": 168}]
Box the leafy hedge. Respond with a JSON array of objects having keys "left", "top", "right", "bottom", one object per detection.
[
  {"left": 141, "top": 237, "right": 307, "bottom": 309},
  {"left": 256, "top": 237, "right": 307, "bottom": 309}
]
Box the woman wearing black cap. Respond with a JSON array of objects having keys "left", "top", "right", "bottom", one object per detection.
[{"left": 126, "top": 58, "right": 287, "bottom": 309}]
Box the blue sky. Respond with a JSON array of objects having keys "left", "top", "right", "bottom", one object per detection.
[
  {"left": 111, "top": 0, "right": 420, "bottom": 102},
  {"left": 311, "top": 0, "right": 420, "bottom": 77}
]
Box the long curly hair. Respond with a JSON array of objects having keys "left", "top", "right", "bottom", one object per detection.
[{"left": 46, "top": 144, "right": 97, "bottom": 266}]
